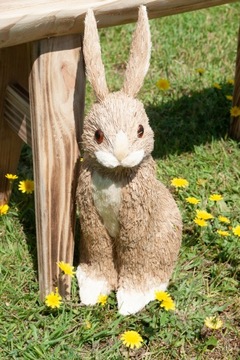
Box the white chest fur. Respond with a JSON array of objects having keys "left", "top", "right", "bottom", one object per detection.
[{"left": 91, "top": 171, "right": 122, "bottom": 238}]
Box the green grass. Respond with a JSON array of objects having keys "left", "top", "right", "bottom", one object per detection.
[{"left": 1, "top": 3, "right": 240, "bottom": 359}]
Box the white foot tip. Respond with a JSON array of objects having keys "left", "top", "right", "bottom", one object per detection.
[
  {"left": 117, "top": 283, "right": 168, "bottom": 315},
  {"left": 76, "top": 266, "right": 111, "bottom": 305}
]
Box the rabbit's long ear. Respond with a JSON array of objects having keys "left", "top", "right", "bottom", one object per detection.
[
  {"left": 83, "top": 9, "right": 109, "bottom": 102},
  {"left": 122, "top": 6, "right": 151, "bottom": 97}
]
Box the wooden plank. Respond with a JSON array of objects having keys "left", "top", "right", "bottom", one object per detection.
[
  {"left": 4, "top": 84, "right": 31, "bottom": 146},
  {"left": 0, "top": 0, "right": 238, "bottom": 49},
  {"left": 29, "top": 34, "right": 85, "bottom": 300},
  {"left": 0, "top": 44, "right": 29, "bottom": 205},
  {"left": 230, "top": 26, "right": 240, "bottom": 140}
]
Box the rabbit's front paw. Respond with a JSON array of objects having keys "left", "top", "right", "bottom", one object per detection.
[
  {"left": 76, "top": 265, "right": 112, "bottom": 305},
  {"left": 117, "top": 283, "right": 168, "bottom": 315},
  {"left": 117, "top": 288, "right": 154, "bottom": 315}
]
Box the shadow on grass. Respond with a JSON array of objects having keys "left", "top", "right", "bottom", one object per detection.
[
  {"left": 9, "top": 146, "right": 38, "bottom": 273},
  {"left": 148, "top": 83, "right": 233, "bottom": 159}
]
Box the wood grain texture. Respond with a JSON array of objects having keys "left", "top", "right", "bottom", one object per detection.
[
  {"left": 4, "top": 84, "right": 31, "bottom": 146},
  {"left": 29, "top": 34, "right": 85, "bottom": 299},
  {"left": 230, "top": 26, "right": 240, "bottom": 140},
  {"left": 0, "top": 0, "right": 238, "bottom": 49},
  {"left": 0, "top": 45, "right": 29, "bottom": 205}
]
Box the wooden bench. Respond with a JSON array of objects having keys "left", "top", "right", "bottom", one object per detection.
[{"left": 0, "top": 0, "right": 239, "bottom": 300}]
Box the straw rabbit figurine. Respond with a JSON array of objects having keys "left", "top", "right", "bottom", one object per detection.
[{"left": 76, "top": 6, "right": 182, "bottom": 315}]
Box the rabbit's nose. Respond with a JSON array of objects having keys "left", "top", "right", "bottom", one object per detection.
[{"left": 114, "top": 130, "right": 129, "bottom": 161}]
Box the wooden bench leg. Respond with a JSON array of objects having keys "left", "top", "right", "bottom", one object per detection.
[
  {"left": 0, "top": 45, "right": 29, "bottom": 205},
  {"left": 230, "top": 26, "right": 240, "bottom": 140},
  {"left": 29, "top": 34, "right": 85, "bottom": 300},
  {"left": 0, "top": 121, "right": 23, "bottom": 204}
]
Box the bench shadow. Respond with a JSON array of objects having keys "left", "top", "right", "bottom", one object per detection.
[
  {"left": 147, "top": 82, "right": 233, "bottom": 159},
  {"left": 12, "top": 146, "right": 38, "bottom": 273}
]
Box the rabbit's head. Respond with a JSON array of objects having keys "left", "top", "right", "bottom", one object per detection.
[{"left": 82, "top": 6, "right": 153, "bottom": 171}]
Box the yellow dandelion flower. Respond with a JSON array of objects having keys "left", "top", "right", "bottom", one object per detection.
[
  {"left": 232, "top": 225, "right": 240, "bottom": 237},
  {"left": 120, "top": 330, "right": 143, "bottom": 349},
  {"left": 194, "top": 217, "right": 208, "bottom": 227},
  {"left": 156, "top": 78, "right": 170, "bottom": 91},
  {"left": 45, "top": 288, "right": 62, "bottom": 309},
  {"left": 161, "top": 298, "right": 175, "bottom": 311},
  {"left": 230, "top": 106, "right": 240, "bottom": 117},
  {"left": 217, "top": 230, "right": 230, "bottom": 237},
  {"left": 57, "top": 261, "right": 75, "bottom": 277},
  {"left": 171, "top": 178, "right": 189, "bottom": 188},
  {"left": 213, "top": 82, "right": 221, "bottom": 90},
  {"left": 84, "top": 320, "right": 92, "bottom": 329},
  {"left": 97, "top": 294, "right": 108, "bottom": 306},
  {"left": 186, "top": 197, "right": 200, "bottom": 205},
  {"left": 0, "top": 204, "right": 9, "bottom": 215},
  {"left": 209, "top": 194, "right": 223, "bottom": 202},
  {"left": 5, "top": 174, "right": 18, "bottom": 180},
  {"left": 227, "top": 79, "right": 234, "bottom": 85},
  {"left": 155, "top": 291, "right": 175, "bottom": 311},
  {"left": 226, "top": 95, "right": 233, "bottom": 101},
  {"left": 196, "top": 210, "right": 214, "bottom": 220},
  {"left": 204, "top": 316, "right": 223, "bottom": 330},
  {"left": 195, "top": 68, "right": 205, "bottom": 75},
  {"left": 155, "top": 290, "right": 171, "bottom": 302},
  {"left": 218, "top": 215, "right": 230, "bottom": 224},
  {"left": 18, "top": 180, "right": 34, "bottom": 194}
]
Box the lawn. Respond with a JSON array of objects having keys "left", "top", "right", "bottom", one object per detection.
[{"left": 0, "top": 3, "right": 240, "bottom": 359}]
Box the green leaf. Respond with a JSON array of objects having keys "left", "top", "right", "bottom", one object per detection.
[{"left": 205, "top": 336, "right": 218, "bottom": 349}]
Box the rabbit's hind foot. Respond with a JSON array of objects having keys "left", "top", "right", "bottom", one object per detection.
[
  {"left": 117, "top": 282, "right": 167, "bottom": 315},
  {"left": 76, "top": 265, "right": 112, "bottom": 305}
]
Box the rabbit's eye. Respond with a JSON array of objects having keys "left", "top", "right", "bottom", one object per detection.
[
  {"left": 137, "top": 125, "right": 144, "bottom": 138},
  {"left": 95, "top": 129, "right": 104, "bottom": 144}
]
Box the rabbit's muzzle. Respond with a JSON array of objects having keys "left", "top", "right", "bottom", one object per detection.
[
  {"left": 95, "top": 130, "right": 144, "bottom": 169},
  {"left": 113, "top": 130, "right": 129, "bottom": 161}
]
